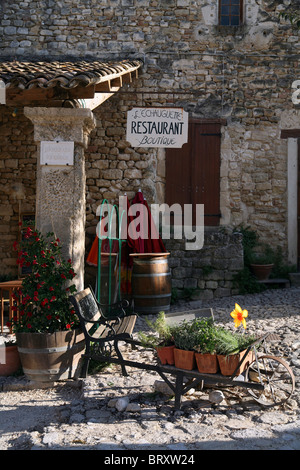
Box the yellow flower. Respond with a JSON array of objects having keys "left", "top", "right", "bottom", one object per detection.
[{"left": 230, "top": 303, "right": 248, "bottom": 329}]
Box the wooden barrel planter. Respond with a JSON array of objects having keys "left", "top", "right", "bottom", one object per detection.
[
  {"left": 130, "top": 253, "right": 171, "bottom": 315},
  {"left": 16, "top": 329, "right": 85, "bottom": 382}
]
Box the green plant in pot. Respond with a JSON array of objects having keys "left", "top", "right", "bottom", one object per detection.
[
  {"left": 172, "top": 320, "right": 198, "bottom": 370},
  {"left": 249, "top": 244, "right": 275, "bottom": 281},
  {"left": 215, "top": 304, "right": 256, "bottom": 376},
  {"left": 138, "top": 311, "right": 175, "bottom": 365},
  {"left": 192, "top": 318, "right": 219, "bottom": 374},
  {"left": 9, "top": 227, "right": 84, "bottom": 382},
  {"left": 233, "top": 226, "right": 278, "bottom": 293}
]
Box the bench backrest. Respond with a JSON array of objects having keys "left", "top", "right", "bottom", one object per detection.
[
  {"left": 70, "top": 287, "right": 136, "bottom": 342},
  {"left": 70, "top": 287, "right": 101, "bottom": 322},
  {"left": 69, "top": 287, "right": 107, "bottom": 340}
]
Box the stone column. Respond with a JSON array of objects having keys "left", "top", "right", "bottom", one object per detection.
[{"left": 24, "top": 107, "right": 96, "bottom": 291}]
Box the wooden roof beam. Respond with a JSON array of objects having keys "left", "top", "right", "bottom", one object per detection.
[
  {"left": 94, "top": 68, "right": 138, "bottom": 92},
  {"left": 82, "top": 69, "right": 139, "bottom": 109},
  {"left": 95, "top": 80, "right": 120, "bottom": 93},
  {"left": 5, "top": 84, "right": 96, "bottom": 105}
]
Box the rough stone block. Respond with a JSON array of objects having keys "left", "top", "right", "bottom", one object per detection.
[
  {"left": 183, "top": 278, "right": 197, "bottom": 289},
  {"left": 101, "top": 169, "right": 123, "bottom": 180},
  {"left": 124, "top": 169, "right": 142, "bottom": 179},
  {"left": 92, "top": 160, "right": 109, "bottom": 169}
]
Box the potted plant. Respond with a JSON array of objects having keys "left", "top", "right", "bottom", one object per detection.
[
  {"left": 249, "top": 244, "right": 275, "bottom": 281},
  {"left": 8, "top": 226, "right": 85, "bottom": 382},
  {"left": 138, "top": 311, "right": 175, "bottom": 365},
  {"left": 215, "top": 329, "right": 256, "bottom": 376},
  {"left": 0, "top": 337, "right": 21, "bottom": 376},
  {"left": 172, "top": 321, "right": 197, "bottom": 370},
  {"left": 192, "top": 318, "right": 219, "bottom": 374},
  {"left": 215, "top": 304, "right": 256, "bottom": 376}
]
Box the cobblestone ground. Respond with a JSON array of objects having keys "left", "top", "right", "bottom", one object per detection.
[{"left": 0, "top": 287, "right": 299, "bottom": 451}]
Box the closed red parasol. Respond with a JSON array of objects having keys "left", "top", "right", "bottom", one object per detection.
[
  {"left": 129, "top": 190, "right": 166, "bottom": 253},
  {"left": 128, "top": 190, "right": 145, "bottom": 253},
  {"left": 86, "top": 237, "right": 119, "bottom": 266}
]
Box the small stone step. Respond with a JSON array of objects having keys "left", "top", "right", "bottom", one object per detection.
[
  {"left": 289, "top": 273, "right": 300, "bottom": 287},
  {"left": 257, "top": 278, "right": 290, "bottom": 288}
]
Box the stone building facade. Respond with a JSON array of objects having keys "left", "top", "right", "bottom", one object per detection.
[{"left": 0, "top": 0, "right": 300, "bottom": 298}]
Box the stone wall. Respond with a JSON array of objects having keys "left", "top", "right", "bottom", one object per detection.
[
  {"left": 0, "top": 107, "right": 36, "bottom": 277},
  {"left": 164, "top": 228, "right": 243, "bottom": 300},
  {"left": 0, "top": 0, "right": 295, "bottom": 59},
  {"left": 0, "top": 0, "right": 299, "bottom": 286},
  {"left": 221, "top": 121, "right": 288, "bottom": 248}
]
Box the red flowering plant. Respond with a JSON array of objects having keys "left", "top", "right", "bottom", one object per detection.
[{"left": 9, "top": 226, "right": 79, "bottom": 333}]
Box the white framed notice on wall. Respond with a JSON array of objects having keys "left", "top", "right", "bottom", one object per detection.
[
  {"left": 0, "top": 80, "right": 6, "bottom": 105},
  {"left": 40, "top": 141, "right": 74, "bottom": 166}
]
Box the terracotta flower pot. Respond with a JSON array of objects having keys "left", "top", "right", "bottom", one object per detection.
[
  {"left": 174, "top": 348, "right": 195, "bottom": 370},
  {"left": 250, "top": 264, "right": 274, "bottom": 281},
  {"left": 217, "top": 350, "right": 255, "bottom": 376},
  {"left": 0, "top": 345, "right": 21, "bottom": 377},
  {"left": 156, "top": 344, "right": 175, "bottom": 365},
  {"left": 195, "top": 352, "right": 219, "bottom": 374}
]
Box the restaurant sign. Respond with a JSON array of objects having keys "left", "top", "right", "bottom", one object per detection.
[{"left": 126, "top": 107, "right": 188, "bottom": 148}]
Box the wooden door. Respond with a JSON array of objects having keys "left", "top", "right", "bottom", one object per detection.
[{"left": 165, "top": 121, "right": 221, "bottom": 226}]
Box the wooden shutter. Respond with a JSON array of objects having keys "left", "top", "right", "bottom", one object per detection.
[
  {"left": 165, "top": 126, "right": 192, "bottom": 224},
  {"left": 165, "top": 121, "right": 221, "bottom": 226}
]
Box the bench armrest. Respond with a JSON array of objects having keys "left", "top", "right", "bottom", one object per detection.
[{"left": 88, "top": 286, "right": 130, "bottom": 320}]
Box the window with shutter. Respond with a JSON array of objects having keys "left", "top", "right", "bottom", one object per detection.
[
  {"left": 219, "top": 0, "right": 243, "bottom": 26},
  {"left": 165, "top": 121, "right": 221, "bottom": 227}
]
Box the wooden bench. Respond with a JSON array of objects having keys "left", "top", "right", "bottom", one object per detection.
[{"left": 69, "top": 287, "right": 137, "bottom": 378}]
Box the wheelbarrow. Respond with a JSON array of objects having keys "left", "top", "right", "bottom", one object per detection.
[{"left": 157, "top": 331, "right": 296, "bottom": 409}]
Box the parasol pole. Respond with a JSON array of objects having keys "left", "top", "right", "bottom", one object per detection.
[{"left": 118, "top": 204, "right": 127, "bottom": 301}]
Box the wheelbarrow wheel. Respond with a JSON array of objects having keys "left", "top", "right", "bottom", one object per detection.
[{"left": 244, "top": 355, "right": 295, "bottom": 407}]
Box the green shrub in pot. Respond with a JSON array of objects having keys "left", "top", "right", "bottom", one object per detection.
[
  {"left": 138, "top": 311, "right": 176, "bottom": 365},
  {"left": 171, "top": 320, "right": 198, "bottom": 370},
  {"left": 172, "top": 320, "right": 198, "bottom": 351},
  {"left": 191, "top": 318, "right": 219, "bottom": 373},
  {"left": 191, "top": 318, "right": 216, "bottom": 355},
  {"left": 8, "top": 227, "right": 84, "bottom": 382},
  {"left": 138, "top": 311, "right": 173, "bottom": 349}
]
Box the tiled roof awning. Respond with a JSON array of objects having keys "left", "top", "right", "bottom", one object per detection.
[{"left": 0, "top": 59, "right": 142, "bottom": 107}]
